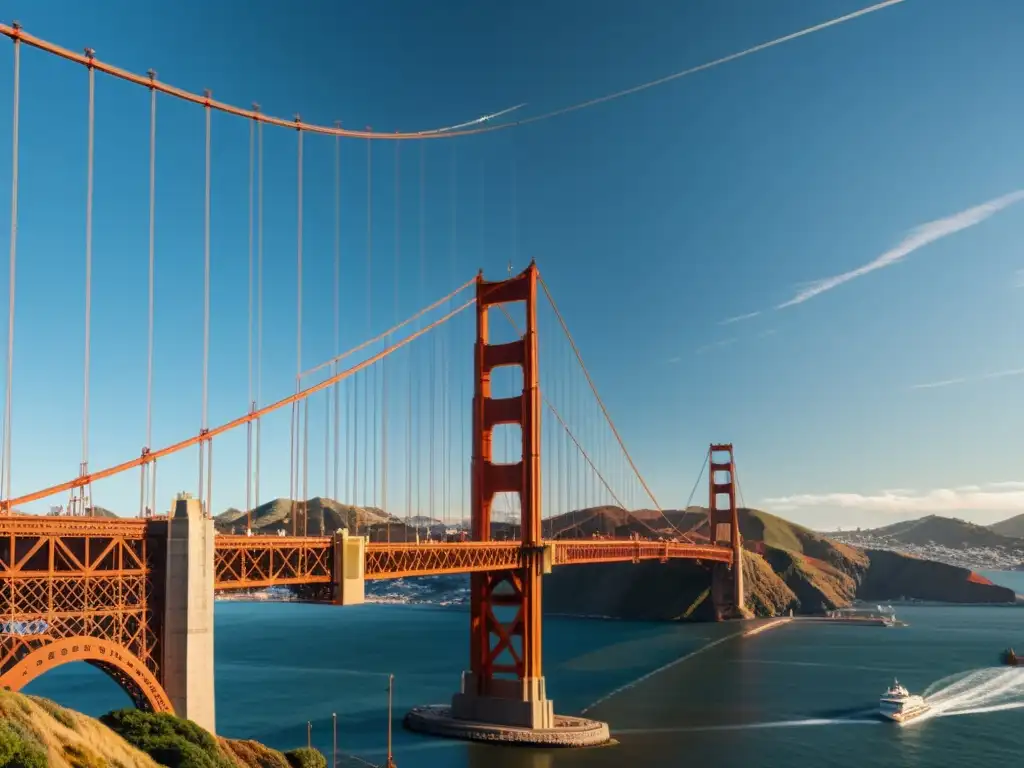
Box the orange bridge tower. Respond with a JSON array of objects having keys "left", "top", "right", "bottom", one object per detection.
[
  {"left": 708, "top": 443, "right": 745, "bottom": 618},
  {"left": 406, "top": 263, "right": 610, "bottom": 746}
]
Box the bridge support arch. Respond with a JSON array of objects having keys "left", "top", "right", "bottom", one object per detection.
[
  {"left": 0, "top": 636, "right": 173, "bottom": 713},
  {"left": 708, "top": 444, "right": 745, "bottom": 618},
  {"left": 405, "top": 264, "right": 610, "bottom": 746}
]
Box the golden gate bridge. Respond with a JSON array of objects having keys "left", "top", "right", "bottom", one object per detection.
[{"left": 0, "top": 21, "right": 744, "bottom": 748}]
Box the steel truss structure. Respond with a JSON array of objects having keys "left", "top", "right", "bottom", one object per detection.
[
  {"left": 0, "top": 516, "right": 170, "bottom": 712},
  {"left": 214, "top": 535, "right": 333, "bottom": 590}
]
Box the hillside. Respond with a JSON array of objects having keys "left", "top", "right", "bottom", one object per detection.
[
  {"left": 215, "top": 497, "right": 393, "bottom": 536},
  {"left": 0, "top": 690, "right": 159, "bottom": 768},
  {"left": 541, "top": 506, "right": 1016, "bottom": 619},
  {"left": 990, "top": 512, "right": 1024, "bottom": 539},
  {"left": 0, "top": 690, "right": 330, "bottom": 768},
  {"left": 842, "top": 514, "right": 1024, "bottom": 551}
]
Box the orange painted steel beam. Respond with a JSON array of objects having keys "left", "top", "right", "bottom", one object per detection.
[
  {"left": 210, "top": 536, "right": 734, "bottom": 590},
  {"left": 552, "top": 540, "right": 733, "bottom": 566},
  {"left": 214, "top": 535, "right": 333, "bottom": 591},
  {"left": 0, "top": 515, "right": 163, "bottom": 710},
  {"left": 364, "top": 541, "right": 524, "bottom": 580}
]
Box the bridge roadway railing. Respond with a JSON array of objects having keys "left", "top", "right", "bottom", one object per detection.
[{"left": 211, "top": 535, "right": 734, "bottom": 591}]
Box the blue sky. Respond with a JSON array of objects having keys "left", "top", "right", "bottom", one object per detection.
[{"left": 0, "top": 0, "right": 1023, "bottom": 529}]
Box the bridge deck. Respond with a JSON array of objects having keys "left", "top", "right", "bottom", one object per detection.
[
  {"left": 212, "top": 536, "right": 733, "bottom": 591},
  {"left": 0, "top": 517, "right": 732, "bottom": 593}
]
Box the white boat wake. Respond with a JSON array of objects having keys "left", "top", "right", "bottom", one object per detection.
[
  {"left": 911, "top": 667, "right": 1024, "bottom": 724},
  {"left": 613, "top": 667, "right": 1024, "bottom": 737}
]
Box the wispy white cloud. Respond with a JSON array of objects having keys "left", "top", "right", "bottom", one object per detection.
[
  {"left": 764, "top": 481, "right": 1024, "bottom": 514},
  {"left": 719, "top": 311, "right": 761, "bottom": 325},
  {"left": 664, "top": 356, "right": 682, "bottom": 365},
  {"left": 696, "top": 338, "right": 737, "bottom": 354},
  {"left": 776, "top": 190, "right": 1024, "bottom": 309},
  {"left": 757, "top": 328, "right": 777, "bottom": 338},
  {"left": 910, "top": 367, "right": 1024, "bottom": 391}
]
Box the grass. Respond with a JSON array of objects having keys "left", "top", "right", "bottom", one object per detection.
[
  {"left": 0, "top": 691, "right": 333, "bottom": 768},
  {"left": 0, "top": 690, "right": 161, "bottom": 768}
]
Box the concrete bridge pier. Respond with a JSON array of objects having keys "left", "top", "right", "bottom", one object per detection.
[
  {"left": 162, "top": 494, "right": 216, "bottom": 733},
  {"left": 332, "top": 529, "right": 366, "bottom": 605}
]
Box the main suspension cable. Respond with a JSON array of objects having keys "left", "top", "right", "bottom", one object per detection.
[{"left": 0, "top": 3, "right": 904, "bottom": 140}]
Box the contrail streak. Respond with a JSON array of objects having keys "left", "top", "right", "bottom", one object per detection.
[
  {"left": 421, "top": 104, "right": 527, "bottom": 135},
  {"left": 493, "top": 0, "right": 907, "bottom": 132},
  {"left": 778, "top": 190, "right": 1024, "bottom": 309}
]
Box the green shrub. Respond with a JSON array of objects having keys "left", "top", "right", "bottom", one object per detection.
[
  {"left": 284, "top": 747, "right": 327, "bottom": 768},
  {"left": 100, "top": 708, "right": 234, "bottom": 768},
  {"left": 0, "top": 721, "right": 47, "bottom": 768}
]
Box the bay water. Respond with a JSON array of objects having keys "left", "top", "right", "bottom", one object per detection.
[{"left": 24, "top": 571, "right": 1024, "bottom": 767}]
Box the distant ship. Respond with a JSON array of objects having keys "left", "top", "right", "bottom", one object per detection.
[
  {"left": 878, "top": 679, "right": 930, "bottom": 723},
  {"left": 1001, "top": 648, "right": 1019, "bottom": 666}
]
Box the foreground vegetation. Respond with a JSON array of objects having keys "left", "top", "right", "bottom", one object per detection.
[{"left": 0, "top": 690, "right": 329, "bottom": 768}]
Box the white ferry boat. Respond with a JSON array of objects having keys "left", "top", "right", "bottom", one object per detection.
[{"left": 878, "top": 679, "right": 930, "bottom": 723}]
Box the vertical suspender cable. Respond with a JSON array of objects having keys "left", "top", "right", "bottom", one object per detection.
[
  {"left": 368, "top": 133, "right": 377, "bottom": 523},
  {"left": 206, "top": 434, "right": 213, "bottom": 523},
  {"left": 324, "top": 382, "right": 328, "bottom": 502},
  {"left": 143, "top": 70, "right": 157, "bottom": 518},
  {"left": 294, "top": 117, "right": 304, "bottom": 533},
  {"left": 333, "top": 123, "right": 341, "bottom": 504},
  {"left": 400, "top": 140, "right": 411, "bottom": 531},
  {"left": 381, "top": 138, "right": 396, "bottom": 541},
  {"left": 360, "top": 134, "right": 372, "bottom": 523},
  {"left": 2, "top": 28, "right": 19, "bottom": 510},
  {"left": 246, "top": 104, "right": 254, "bottom": 528},
  {"left": 303, "top": 398, "right": 309, "bottom": 535},
  {"left": 199, "top": 89, "right": 211, "bottom": 515},
  {"left": 391, "top": 138, "right": 399, "bottom": 536},
  {"left": 443, "top": 144, "right": 455, "bottom": 530},
  {"left": 254, "top": 107, "right": 264, "bottom": 517},
  {"left": 82, "top": 50, "right": 96, "bottom": 514},
  {"left": 417, "top": 142, "right": 425, "bottom": 529},
  {"left": 458, "top": 149, "right": 466, "bottom": 527}
]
